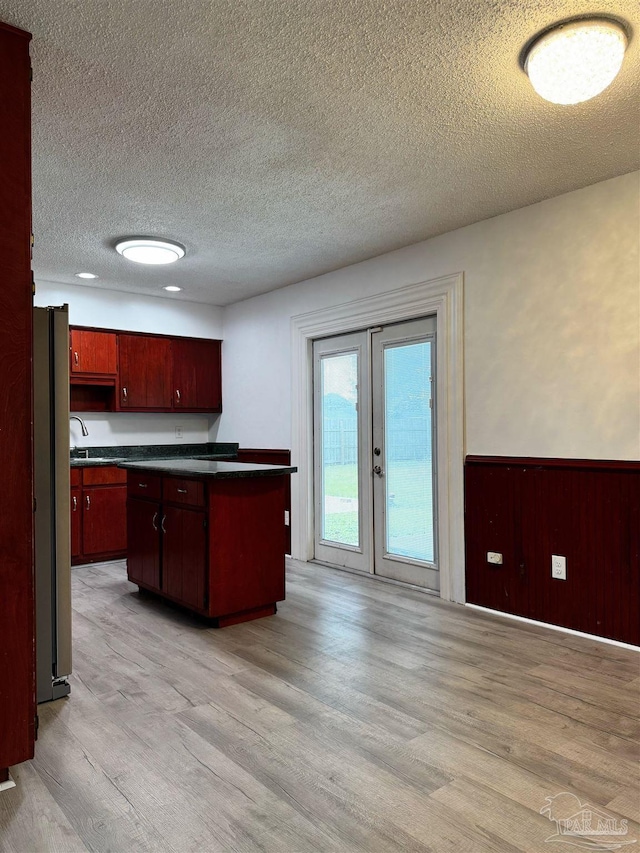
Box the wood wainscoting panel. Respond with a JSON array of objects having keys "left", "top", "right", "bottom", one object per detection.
[{"left": 465, "top": 456, "right": 640, "bottom": 646}]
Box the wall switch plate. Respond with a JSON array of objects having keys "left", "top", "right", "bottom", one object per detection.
[
  {"left": 175, "top": 426, "right": 183, "bottom": 439},
  {"left": 284, "top": 510, "right": 290, "bottom": 526},
  {"left": 552, "top": 555, "right": 567, "bottom": 580},
  {"left": 487, "top": 551, "right": 503, "bottom": 565}
]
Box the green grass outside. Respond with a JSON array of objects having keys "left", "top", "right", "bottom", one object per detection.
[{"left": 322, "top": 462, "right": 434, "bottom": 560}]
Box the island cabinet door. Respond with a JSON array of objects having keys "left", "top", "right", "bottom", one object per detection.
[
  {"left": 127, "top": 497, "right": 161, "bottom": 591},
  {"left": 162, "top": 505, "right": 207, "bottom": 610}
]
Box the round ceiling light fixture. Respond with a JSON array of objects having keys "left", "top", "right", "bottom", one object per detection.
[
  {"left": 75, "top": 272, "right": 98, "bottom": 279},
  {"left": 115, "top": 237, "right": 186, "bottom": 265},
  {"left": 524, "top": 18, "right": 628, "bottom": 105}
]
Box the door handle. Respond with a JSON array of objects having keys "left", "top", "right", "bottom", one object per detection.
[
  {"left": 85, "top": 494, "right": 91, "bottom": 509},
  {"left": 175, "top": 389, "right": 181, "bottom": 404},
  {"left": 176, "top": 488, "right": 187, "bottom": 494},
  {"left": 161, "top": 514, "right": 167, "bottom": 533},
  {"left": 72, "top": 496, "right": 77, "bottom": 511},
  {"left": 138, "top": 483, "right": 148, "bottom": 488},
  {"left": 373, "top": 466, "right": 383, "bottom": 476},
  {"left": 122, "top": 386, "right": 128, "bottom": 402},
  {"left": 152, "top": 512, "right": 158, "bottom": 531},
  {"left": 74, "top": 351, "right": 79, "bottom": 366}
]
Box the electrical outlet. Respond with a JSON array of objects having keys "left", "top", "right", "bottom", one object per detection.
[
  {"left": 284, "top": 510, "right": 290, "bottom": 526},
  {"left": 551, "top": 555, "right": 567, "bottom": 580},
  {"left": 487, "top": 551, "right": 503, "bottom": 565},
  {"left": 175, "top": 426, "right": 183, "bottom": 439}
]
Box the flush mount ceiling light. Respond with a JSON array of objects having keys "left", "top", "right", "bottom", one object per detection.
[
  {"left": 115, "top": 237, "right": 186, "bottom": 265},
  {"left": 75, "top": 272, "right": 98, "bottom": 279},
  {"left": 164, "top": 286, "right": 182, "bottom": 292},
  {"left": 524, "top": 18, "right": 628, "bottom": 105}
]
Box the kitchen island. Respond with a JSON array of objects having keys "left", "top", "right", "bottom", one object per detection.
[{"left": 120, "top": 459, "right": 297, "bottom": 627}]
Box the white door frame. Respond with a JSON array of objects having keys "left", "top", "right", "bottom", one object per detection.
[{"left": 290, "top": 272, "right": 465, "bottom": 603}]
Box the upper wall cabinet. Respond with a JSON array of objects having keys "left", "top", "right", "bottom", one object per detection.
[
  {"left": 118, "top": 334, "right": 173, "bottom": 411},
  {"left": 70, "top": 329, "right": 117, "bottom": 382},
  {"left": 172, "top": 338, "right": 222, "bottom": 412},
  {"left": 69, "top": 326, "right": 223, "bottom": 414}
]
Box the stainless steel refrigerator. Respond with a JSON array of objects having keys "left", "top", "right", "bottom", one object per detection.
[{"left": 33, "top": 305, "right": 72, "bottom": 703}]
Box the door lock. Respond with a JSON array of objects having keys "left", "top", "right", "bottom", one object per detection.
[
  {"left": 373, "top": 465, "right": 383, "bottom": 476},
  {"left": 373, "top": 447, "right": 381, "bottom": 456}
]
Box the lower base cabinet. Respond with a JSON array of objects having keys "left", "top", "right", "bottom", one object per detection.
[
  {"left": 126, "top": 472, "right": 286, "bottom": 625},
  {"left": 71, "top": 466, "right": 127, "bottom": 565}
]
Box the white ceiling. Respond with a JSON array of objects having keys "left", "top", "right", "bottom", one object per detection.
[{"left": 1, "top": 0, "right": 638, "bottom": 306}]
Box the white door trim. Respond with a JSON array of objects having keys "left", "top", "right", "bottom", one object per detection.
[{"left": 290, "top": 272, "right": 465, "bottom": 603}]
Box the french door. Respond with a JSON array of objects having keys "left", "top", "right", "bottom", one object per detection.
[{"left": 313, "top": 317, "right": 438, "bottom": 591}]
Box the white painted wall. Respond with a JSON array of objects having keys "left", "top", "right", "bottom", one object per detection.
[
  {"left": 35, "top": 281, "right": 224, "bottom": 448},
  {"left": 218, "top": 171, "right": 640, "bottom": 461}
]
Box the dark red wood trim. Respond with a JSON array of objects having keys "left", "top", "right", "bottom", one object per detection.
[
  {"left": 464, "top": 456, "right": 640, "bottom": 646},
  {"left": 466, "top": 455, "right": 640, "bottom": 472},
  {"left": 0, "top": 21, "right": 32, "bottom": 39},
  {"left": 70, "top": 324, "right": 222, "bottom": 345}
]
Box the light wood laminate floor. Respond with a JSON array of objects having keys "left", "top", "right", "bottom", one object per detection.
[{"left": 1, "top": 559, "right": 638, "bottom": 852}]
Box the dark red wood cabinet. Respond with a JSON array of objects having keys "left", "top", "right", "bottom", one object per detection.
[
  {"left": 118, "top": 334, "right": 173, "bottom": 411},
  {"left": 238, "top": 449, "right": 292, "bottom": 554},
  {"left": 71, "top": 466, "right": 127, "bottom": 566},
  {"left": 70, "top": 329, "right": 117, "bottom": 380},
  {"left": 69, "top": 326, "right": 223, "bottom": 414},
  {"left": 172, "top": 338, "right": 222, "bottom": 412},
  {"left": 0, "top": 20, "right": 34, "bottom": 776},
  {"left": 127, "top": 494, "right": 161, "bottom": 591},
  {"left": 127, "top": 472, "right": 287, "bottom": 626}
]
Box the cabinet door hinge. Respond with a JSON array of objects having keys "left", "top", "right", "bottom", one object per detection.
[
  {"left": 30, "top": 65, "right": 33, "bottom": 83},
  {"left": 34, "top": 713, "right": 39, "bottom": 739},
  {"left": 33, "top": 496, "right": 37, "bottom": 513},
  {"left": 203, "top": 516, "right": 208, "bottom": 529},
  {"left": 31, "top": 271, "right": 36, "bottom": 297}
]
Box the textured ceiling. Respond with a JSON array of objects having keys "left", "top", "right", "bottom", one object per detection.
[{"left": 1, "top": 0, "right": 639, "bottom": 306}]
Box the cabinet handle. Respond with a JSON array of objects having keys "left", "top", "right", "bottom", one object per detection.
[
  {"left": 161, "top": 514, "right": 167, "bottom": 533},
  {"left": 152, "top": 512, "right": 158, "bottom": 531},
  {"left": 175, "top": 389, "right": 181, "bottom": 403},
  {"left": 74, "top": 351, "right": 79, "bottom": 366},
  {"left": 138, "top": 483, "right": 148, "bottom": 488},
  {"left": 176, "top": 488, "right": 187, "bottom": 494},
  {"left": 85, "top": 494, "right": 91, "bottom": 510},
  {"left": 122, "top": 386, "right": 128, "bottom": 402},
  {"left": 72, "top": 496, "right": 77, "bottom": 511}
]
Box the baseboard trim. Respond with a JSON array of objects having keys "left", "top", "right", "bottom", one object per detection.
[
  {"left": 465, "top": 603, "right": 640, "bottom": 651},
  {"left": 0, "top": 773, "right": 16, "bottom": 793}
]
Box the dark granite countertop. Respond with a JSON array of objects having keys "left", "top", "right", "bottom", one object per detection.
[
  {"left": 118, "top": 459, "right": 297, "bottom": 479},
  {"left": 70, "top": 442, "right": 238, "bottom": 467}
]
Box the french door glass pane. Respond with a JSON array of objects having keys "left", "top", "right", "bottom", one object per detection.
[
  {"left": 320, "top": 352, "right": 359, "bottom": 547},
  {"left": 384, "top": 341, "right": 434, "bottom": 562}
]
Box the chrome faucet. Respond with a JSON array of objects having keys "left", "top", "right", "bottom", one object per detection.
[{"left": 70, "top": 415, "right": 89, "bottom": 437}]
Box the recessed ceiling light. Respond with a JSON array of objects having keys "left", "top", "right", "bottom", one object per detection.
[
  {"left": 524, "top": 18, "right": 628, "bottom": 105},
  {"left": 164, "top": 286, "right": 182, "bottom": 292},
  {"left": 115, "top": 237, "right": 186, "bottom": 265},
  {"left": 75, "top": 272, "right": 98, "bottom": 279}
]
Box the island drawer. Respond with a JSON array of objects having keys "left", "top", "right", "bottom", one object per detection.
[
  {"left": 70, "top": 468, "right": 82, "bottom": 486},
  {"left": 163, "top": 477, "right": 205, "bottom": 507},
  {"left": 128, "top": 472, "right": 162, "bottom": 499}
]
